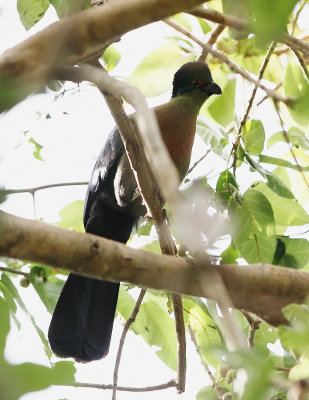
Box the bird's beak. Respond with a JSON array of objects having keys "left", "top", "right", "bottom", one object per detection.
[{"left": 203, "top": 81, "right": 222, "bottom": 96}]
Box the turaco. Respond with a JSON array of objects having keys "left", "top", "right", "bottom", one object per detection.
[{"left": 48, "top": 61, "right": 222, "bottom": 362}]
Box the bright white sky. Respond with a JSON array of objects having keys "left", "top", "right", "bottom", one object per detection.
[{"left": 0, "top": 2, "right": 214, "bottom": 400}]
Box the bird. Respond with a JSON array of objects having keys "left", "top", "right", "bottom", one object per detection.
[{"left": 48, "top": 61, "right": 221, "bottom": 362}]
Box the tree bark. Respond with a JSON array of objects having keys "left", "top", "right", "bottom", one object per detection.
[
  {"left": 0, "top": 0, "right": 206, "bottom": 89},
  {"left": 1, "top": 210, "right": 308, "bottom": 326}
]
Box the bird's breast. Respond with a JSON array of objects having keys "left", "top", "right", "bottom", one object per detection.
[{"left": 156, "top": 110, "right": 197, "bottom": 180}]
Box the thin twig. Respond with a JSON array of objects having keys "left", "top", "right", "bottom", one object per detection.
[
  {"left": 273, "top": 101, "right": 309, "bottom": 191},
  {"left": 257, "top": 82, "right": 282, "bottom": 106},
  {"left": 164, "top": 19, "right": 290, "bottom": 104},
  {"left": 198, "top": 24, "right": 225, "bottom": 63},
  {"left": 230, "top": 41, "right": 277, "bottom": 172},
  {"left": 292, "top": 48, "right": 309, "bottom": 81},
  {"left": 113, "top": 288, "right": 146, "bottom": 399},
  {"left": 291, "top": 0, "right": 307, "bottom": 36},
  {"left": 188, "top": 325, "right": 222, "bottom": 399},
  {"left": 2, "top": 181, "right": 88, "bottom": 196},
  {"left": 172, "top": 293, "right": 186, "bottom": 393},
  {"left": 242, "top": 311, "right": 261, "bottom": 349},
  {"left": 0, "top": 266, "right": 29, "bottom": 277},
  {"left": 66, "top": 380, "right": 177, "bottom": 391},
  {"left": 186, "top": 149, "right": 211, "bottom": 175}
]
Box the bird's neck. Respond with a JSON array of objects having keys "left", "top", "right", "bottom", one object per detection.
[
  {"left": 169, "top": 91, "right": 208, "bottom": 113},
  {"left": 154, "top": 92, "right": 207, "bottom": 180}
]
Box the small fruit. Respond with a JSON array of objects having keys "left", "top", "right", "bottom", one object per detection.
[{"left": 19, "top": 276, "right": 30, "bottom": 288}]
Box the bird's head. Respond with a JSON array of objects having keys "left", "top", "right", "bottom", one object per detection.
[{"left": 172, "top": 61, "right": 222, "bottom": 99}]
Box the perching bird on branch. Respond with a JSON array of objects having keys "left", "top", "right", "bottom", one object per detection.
[{"left": 48, "top": 61, "right": 221, "bottom": 362}]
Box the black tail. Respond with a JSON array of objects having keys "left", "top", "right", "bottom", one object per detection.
[{"left": 48, "top": 207, "right": 136, "bottom": 362}]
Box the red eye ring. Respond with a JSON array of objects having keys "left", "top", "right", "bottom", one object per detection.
[{"left": 192, "top": 78, "right": 202, "bottom": 88}]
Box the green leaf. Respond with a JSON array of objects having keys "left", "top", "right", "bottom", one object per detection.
[
  {"left": 30, "top": 266, "right": 64, "bottom": 313},
  {"left": 2, "top": 360, "right": 76, "bottom": 399},
  {"left": 197, "top": 18, "right": 211, "bottom": 35},
  {"left": 249, "top": 0, "right": 298, "bottom": 44},
  {"left": 268, "top": 127, "right": 309, "bottom": 150},
  {"left": 259, "top": 154, "right": 309, "bottom": 172},
  {"left": 279, "top": 303, "right": 309, "bottom": 356},
  {"left": 216, "top": 170, "right": 239, "bottom": 203},
  {"left": 135, "top": 220, "right": 153, "bottom": 237},
  {"left": 28, "top": 137, "right": 44, "bottom": 161},
  {"left": 284, "top": 63, "right": 309, "bottom": 126},
  {"left": 218, "top": 346, "right": 276, "bottom": 400},
  {"left": 50, "top": 0, "right": 91, "bottom": 18},
  {"left": 0, "top": 78, "right": 29, "bottom": 112},
  {"left": 245, "top": 152, "right": 294, "bottom": 199},
  {"left": 254, "top": 182, "right": 309, "bottom": 234},
  {"left": 0, "top": 297, "right": 10, "bottom": 358},
  {"left": 222, "top": 0, "right": 249, "bottom": 40},
  {"left": 241, "top": 352, "right": 276, "bottom": 400},
  {"left": 278, "top": 237, "right": 309, "bottom": 269},
  {"left": 117, "top": 287, "right": 177, "bottom": 370},
  {"left": 197, "top": 117, "right": 229, "bottom": 159},
  {"left": 102, "top": 44, "right": 121, "bottom": 71},
  {"left": 0, "top": 279, "right": 17, "bottom": 315},
  {"left": 242, "top": 120, "right": 265, "bottom": 155},
  {"left": 196, "top": 386, "right": 219, "bottom": 400},
  {"left": 170, "top": 13, "right": 192, "bottom": 31},
  {"left": 130, "top": 41, "right": 194, "bottom": 97},
  {"left": 254, "top": 322, "right": 278, "bottom": 353},
  {"left": 208, "top": 79, "right": 236, "bottom": 127},
  {"left": 56, "top": 200, "right": 84, "bottom": 232},
  {"left": 183, "top": 297, "right": 221, "bottom": 370},
  {"left": 1, "top": 272, "right": 52, "bottom": 358},
  {"left": 289, "top": 354, "right": 309, "bottom": 380},
  {"left": 233, "top": 189, "right": 276, "bottom": 263},
  {"left": 220, "top": 243, "right": 240, "bottom": 264},
  {"left": 17, "top": 0, "right": 50, "bottom": 30}
]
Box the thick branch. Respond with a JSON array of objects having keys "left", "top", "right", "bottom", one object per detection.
[
  {"left": 0, "top": 0, "right": 207, "bottom": 92},
  {"left": 1, "top": 210, "right": 309, "bottom": 326}
]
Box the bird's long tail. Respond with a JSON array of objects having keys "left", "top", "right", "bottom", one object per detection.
[{"left": 48, "top": 207, "right": 136, "bottom": 362}]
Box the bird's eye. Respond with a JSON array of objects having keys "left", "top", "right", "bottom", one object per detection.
[{"left": 192, "top": 78, "right": 202, "bottom": 88}]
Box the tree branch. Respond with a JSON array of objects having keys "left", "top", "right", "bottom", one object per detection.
[
  {"left": 197, "top": 24, "right": 225, "bottom": 63},
  {"left": 94, "top": 66, "right": 187, "bottom": 393},
  {"left": 113, "top": 288, "right": 146, "bottom": 400},
  {"left": 56, "top": 62, "right": 188, "bottom": 391},
  {"left": 0, "top": 0, "right": 208, "bottom": 109},
  {"left": 2, "top": 181, "right": 88, "bottom": 196},
  {"left": 230, "top": 41, "right": 277, "bottom": 171},
  {"left": 70, "top": 379, "right": 177, "bottom": 392},
  {"left": 1, "top": 210, "right": 309, "bottom": 326},
  {"left": 188, "top": 325, "right": 222, "bottom": 399},
  {"left": 190, "top": 7, "right": 309, "bottom": 57},
  {"left": 0, "top": 266, "right": 29, "bottom": 277}
]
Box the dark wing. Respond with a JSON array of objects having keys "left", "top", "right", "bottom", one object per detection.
[{"left": 83, "top": 126, "right": 125, "bottom": 228}]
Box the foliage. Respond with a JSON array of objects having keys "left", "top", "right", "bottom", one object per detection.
[{"left": 1, "top": 0, "right": 309, "bottom": 399}]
